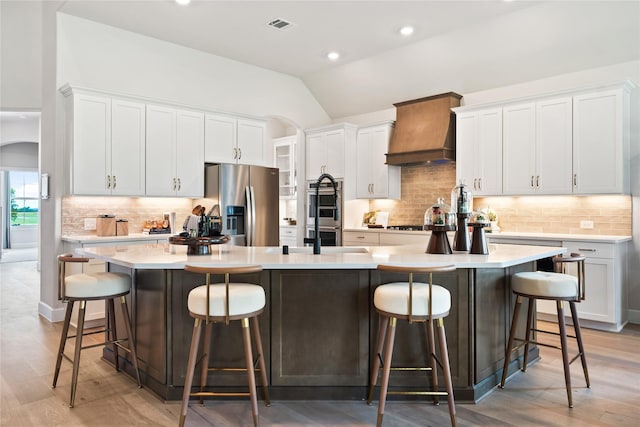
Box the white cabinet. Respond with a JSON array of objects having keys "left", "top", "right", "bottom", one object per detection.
[
  {"left": 572, "top": 87, "right": 630, "bottom": 194},
  {"left": 279, "top": 225, "right": 297, "bottom": 247},
  {"left": 65, "top": 92, "right": 146, "bottom": 196},
  {"left": 455, "top": 108, "right": 502, "bottom": 195},
  {"left": 355, "top": 122, "right": 400, "bottom": 199},
  {"left": 343, "top": 230, "right": 379, "bottom": 246},
  {"left": 305, "top": 124, "right": 356, "bottom": 180},
  {"left": 502, "top": 97, "right": 573, "bottom": 195},
  {"left": 379, "top": 232, "right": 429, "bottom": 246},
  {"left": 205, "top": 113, "right": 266, "bottom": 166},
  {"left": 273, "top": 136, "right": 297, "bottom": 198},
  {"left": 146, "top": 105, "right": 204, "bottom": 197}
]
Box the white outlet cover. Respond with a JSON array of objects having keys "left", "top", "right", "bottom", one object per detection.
[
  {"left": 580, "top": 220, "right": 594, "bottom": 229},
  {"left": 84, "top": 217, "right": 97, "bottom": 230}
]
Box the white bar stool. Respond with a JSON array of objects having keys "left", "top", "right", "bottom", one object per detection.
[
  {"left": 367, "top": 264, "right": 457, "bottom": 427},
  {"left": 500, "top": 253, "right": 590, "bottom": 407},
  {"left": 52, "top": 254, "right": 141, "bottom": 407},
  {"left": 179, "top": 264, "right": 270, "bottom": 427}
]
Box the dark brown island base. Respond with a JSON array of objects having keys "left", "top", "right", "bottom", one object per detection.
[{"left": 79, "top": 243, "right": 564, "bottom": 403}]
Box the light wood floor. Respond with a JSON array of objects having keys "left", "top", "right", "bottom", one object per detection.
[{"left": 2, "top": 260, "right": 639, "bottom": 426}]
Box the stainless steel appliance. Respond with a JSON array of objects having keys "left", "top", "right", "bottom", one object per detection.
[
  {"left": 306, "top": 179, "right": 342, "bottom": 246},
  {"left": 205, "top": 163, "right": 279, "bottom": 246}
]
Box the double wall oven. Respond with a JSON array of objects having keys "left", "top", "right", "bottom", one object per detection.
[{"left": 306, "top": 180, "right": 342, "bottom": 246}]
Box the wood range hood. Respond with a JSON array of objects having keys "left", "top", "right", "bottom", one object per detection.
[{"left": 386, "top": 92, "right": 462, "bottom": 166}]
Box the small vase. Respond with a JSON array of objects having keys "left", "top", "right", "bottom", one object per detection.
[{"left": 489, "top": 221, "right": 500, "bottom": 233}]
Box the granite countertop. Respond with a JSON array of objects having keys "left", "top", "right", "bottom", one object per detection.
[
  {"left": 78, "top": 242, "right": 565, "bottom": 270},
  {"left": 344, "top": 228, "right": 631, "bottom": 243},
  {"left": 62, "top": 233, "right": 171, "bottom": 244}
]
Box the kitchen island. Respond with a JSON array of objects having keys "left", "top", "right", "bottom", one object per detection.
[{"left": 79, "top": 242, "right": 564, "bottom": 403}]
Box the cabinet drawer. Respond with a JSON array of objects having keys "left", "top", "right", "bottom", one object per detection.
[
  {"left": 563, "top": 241, "right": 613, "bottom": 259},
  {"left": 379, "top": 232, "right": 429, "bottom": 246},
  {"left": 280, "top": 227, "right": 297, "bottom": 238},
  {"left": 343, "top": 231, "right": 379, "bottom": 245}
]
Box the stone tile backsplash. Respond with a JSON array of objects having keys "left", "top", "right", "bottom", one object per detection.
[
  {"left": 62, "top": 197, "right": 194, "bottom": 235},
  {"left": 369, "top": 163, "right": 632, "bottom": 236}
]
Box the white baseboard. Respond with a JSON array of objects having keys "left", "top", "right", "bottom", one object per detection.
[{"left": 38, "top": 301, "right": 65, "bottom": 322}]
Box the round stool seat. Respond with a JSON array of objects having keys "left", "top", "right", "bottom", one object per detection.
[
  {"left": 374, "top": 282, "right": 451, "bottom": 317},
  {"left": 64, "top": 272, "right": 130, "bottom": 299},
  {"left": 512, "top": 271, "right": 578, "bottom": 299},
  {"left": 188, "top": 283, "right": 265, "bottom": 317}
]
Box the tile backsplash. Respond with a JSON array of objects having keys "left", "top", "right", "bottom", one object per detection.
[
  {"left": 62, "top": 197, "right": 193, "bottom": 235},
  {"left": 369, "top": 163, "right": 632, "bottom": 236}
]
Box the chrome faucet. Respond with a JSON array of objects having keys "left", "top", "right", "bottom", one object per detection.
[{"left": 303, "top": 173, "right": 339, "bottom": 254}]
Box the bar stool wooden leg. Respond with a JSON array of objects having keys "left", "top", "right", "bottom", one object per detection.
[
  {"left": 376, "top": 317, "right": 397, "bottom": 427},
  {"left": 179, "top": 318, "right": 203, "bottom": 427},
  {"left": 500, "top": 295, "right": 523, "bottom": 388},
  {"left": 367, "top": 315, "right": 389, "bottom": 405},
  {"left": 426, "top": 318, "right": 440, "bottom": 405},
  {"left": 241, "top": 318, "right": 259, "bottom": 427},
  {"left": 569, "top": 301, "right": 591, "bottom": 388},
  {"left": 119, "top": 296, "right": 142, "bottom": 387},
  {"left": 556, "top": 300, "right": 573, "bottom": 408},
  {"left": 522, "top": 298, "right": 535, "bottom": 371},
  {"left": 251, "top": 316, "right": 270, "bottom": 406},
  {"left": 437, "top": 318, "right": 456, "bottom": 426},
  {"left": 107, "top": 298, "right": 120, "bottom": 372},
  {"left": 53, "top": 301, "right": 74, "bottom": 389},
  {"left": 69, "top": 301, "right": 87, "bottom": 408},
  {"left": 199, "top": 321, "right": 214, "bottom": 405}
]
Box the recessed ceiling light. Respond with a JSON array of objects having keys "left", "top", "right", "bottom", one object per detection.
[
  {"left": 175, "top": 0, "right": 191, "bottom": 6},
  {"left": 399, "top": 26, "right": 414, "bottom": 36},
  {"left": 327, "top": 52, "right": 340, "bottom": 61}
]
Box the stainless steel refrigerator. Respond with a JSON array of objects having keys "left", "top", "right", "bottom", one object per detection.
[{"left": 205, "top": 163, "right": 279, "bottom": 246}]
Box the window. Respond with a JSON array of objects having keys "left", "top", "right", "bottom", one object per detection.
[{"left": 9, "top": 171, "right": 39, "bottom": 226}]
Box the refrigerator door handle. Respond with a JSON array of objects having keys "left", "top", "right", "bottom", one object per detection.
[
  {"left": 245, "top": 185, "right": 253, "bottom": 246},
  {"left": 249, "top": 185, "right": 257, "bottom": 246}
]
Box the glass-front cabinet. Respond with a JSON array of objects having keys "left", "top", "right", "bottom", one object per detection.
[{"left": 273, "top": 135, "right": 296, "bottom": 199}]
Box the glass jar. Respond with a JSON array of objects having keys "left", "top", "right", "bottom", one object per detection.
[
  {"left": 424, "top": 197, "right": 455, "bottom": 229},
  {"left": 451, "top": 181, "right": 473, "bottom": 215}
]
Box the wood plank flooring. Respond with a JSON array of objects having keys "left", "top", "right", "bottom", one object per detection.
[{"left": 2, "top": 260, "right": 639, "bottom": 426}]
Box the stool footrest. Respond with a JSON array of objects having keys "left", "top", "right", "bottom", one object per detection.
[
  {"left": 387, "top": 391, "right": 449, "bottom": 396},
  {"left": 190, "top": 391, "right": 250, "bottom": 398}
]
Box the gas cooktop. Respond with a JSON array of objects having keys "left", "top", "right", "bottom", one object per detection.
[{"left": 386, "top": 225, "right": 425, "bottom": 231}]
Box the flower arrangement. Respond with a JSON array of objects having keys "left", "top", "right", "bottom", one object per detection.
[{"left": 485, "top": 207, "right": 498, "bottom": 222}]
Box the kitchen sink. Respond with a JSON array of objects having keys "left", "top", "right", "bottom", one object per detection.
[{"left": 266, "top": 246, "right": 369, "bottom": 254}]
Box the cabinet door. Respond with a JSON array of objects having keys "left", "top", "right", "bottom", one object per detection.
[
  {"left": 503, "top": 103, "right": 536, "bottom": 195},
  {"left": 370, "top": 125, "right": 397, "bottom": 198},
  {"left": 324, "top": 129, "right": 345, "bottom": 178},
  {"left": 575, "top": 258, "right": 615, "bottom": 323},
  {"left": 306, "top": 132, "right": 326, "bottom": 180},
  {"left": 573, "top": 89, "right": 624, "bottom": 194},
  {"left": 72, "top": 94, "right": 111, "bottom": 195},
  {"left": 175, "top": 110, "right": 204, "bottom": 197},
  {"left": 455, "top": 112, "right": 478, "bottom": 191},
  {"left": 535, "top": 97, "right": 573, "bottom": 194},
  {"left": 476, "top": 108, "right": 502, "bottom": 195},
  {"left": 146, "top": 104, "right": 177, "bottom": 196},
  {"left": 355, "top": 128, "right": 373, "bottom": 198},
  {"left": 274, "top": 137, "right": 296, "bottom": 198},
  {"left": 237, "top": 118, "right": 266, "bottom": 166},
  {"left": 204, "top": 113, "right": 237, "bottom": 164},
  {"left": 111, "top": 99, "right": 146, "bottom": 196}
]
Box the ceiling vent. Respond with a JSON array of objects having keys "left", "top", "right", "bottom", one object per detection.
[{"left": 267, "top": 18, "right": 295, "bottom": 30}]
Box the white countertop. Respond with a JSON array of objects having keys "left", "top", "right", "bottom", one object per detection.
[
  {"left": 344, "top": 228, "right": 631, "bottom": 243},
  {"left": 62, "top": 233, "right": 171, "bottom": 244},
  {"left": 78, "top": 242, "right": 565, "bottom": 270}
]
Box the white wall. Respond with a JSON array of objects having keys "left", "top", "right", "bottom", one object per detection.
[
  {"left": 57, "top": 13, "right": 330, "bottom": 129},
  {"left": 0, "top": 1, "right": 42, "bottom": 110},
  {"left": 0, "top": 142, "right": 38, "bottom": 169}
]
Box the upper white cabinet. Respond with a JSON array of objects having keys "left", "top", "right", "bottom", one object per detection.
[
  {"left": 355, "top": 122, "right": 400, "bottom": 199},
  {"left": 573, "top": 87, "right": 630, "bottom": 194},
  {"left": 455, "top": 108, "right": 502, "bottom": 196},
  {"left": 204, "top": 113, "right": 266, "bottom": 166},
  {"left": 64, "top": 89, "right": 146, "bottom": 196},
  {"left": 146, "top": 105, "right": 204, "bottom": 197},
  {"left": 502, "top": 97, "right": 573, "bottom": 195},
  {"left": 273, "top": 135, "right": 297, "bottom": 199},
  {"left": 305, "top": 124, "right": 356, "bottom": 180}
]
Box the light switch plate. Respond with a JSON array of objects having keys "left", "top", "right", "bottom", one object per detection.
[
  {"left": 580, "top": 220, "right": 594, "bottom": 229},
  {"left": 84, "top": 218, "right": 97, "bottom": 230}
]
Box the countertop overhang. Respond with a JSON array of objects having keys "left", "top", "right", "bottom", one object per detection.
[{"left": 78, "top": 242, "right": 565, "bottom": 270}]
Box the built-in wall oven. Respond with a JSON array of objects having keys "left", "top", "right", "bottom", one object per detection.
[{"left": 306, "top": 180, "right": 342, "bottom": 246}]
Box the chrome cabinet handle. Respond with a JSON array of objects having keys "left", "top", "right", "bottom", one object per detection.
[
  {"left": 177, "top": 178, "right": 181, "bottom": 191},
  {"left": 577, "top": 248, "right": 596, "bottom": 252},
  {"left": 536, "top": 175, "right": 540, "bottom": 188},
  {"left": 172, "top": 178, "right": 176, "bottom": 191},
  {"left": 238, "top": 148, "right": 241, "bottom": 159},
  {"left": 112, "top": 175, "right": 116, "bottom": 189},
  {"left": 233, "top": 147, "right": 237, "bottom": 159},
  {"left": 106, "top": 175, "right": 111, "bottom": 189},
  {"left": 573, "top": 174, "right": 577, "bottom": 187},
  {"left": 530, "top": 176, "right": 534, "bottom": 188},
  {"left": 357, "top": 236, "right": 365, "bottom": 239},
  {"left": 478, "top": 178, "right": 482, "bottom": 191},
  {"left": 473, "top": 178, "right": 477, "bottom": 191}
]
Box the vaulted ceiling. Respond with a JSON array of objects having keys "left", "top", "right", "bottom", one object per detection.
[{"left": 58, "top": 0, "right": 640, "bottom": 119}]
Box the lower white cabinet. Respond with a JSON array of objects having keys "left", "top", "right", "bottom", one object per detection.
[
  {"left": 343, "top": 230, "right": 379, "bottom": 246},
  {"left": 343, "top": 230, "right": 429, "bottom": 247},
  {"left": 279, "top": 226, "right": 297, "bottom": 247}
]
